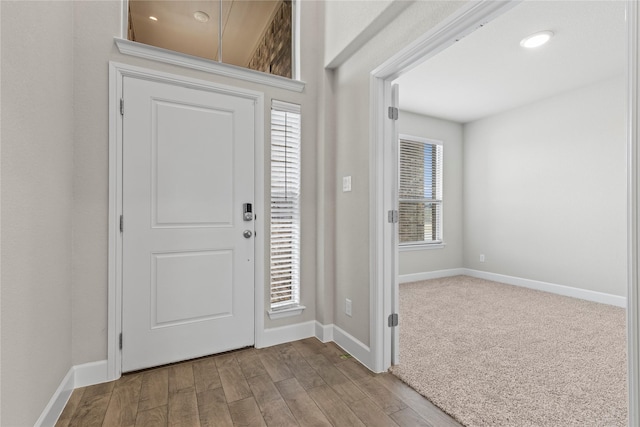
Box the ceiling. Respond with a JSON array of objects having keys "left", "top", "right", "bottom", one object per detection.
[
  {"left": 129, "top": 0, "right": 281, "bottom": 66},
  {"left": 394, "top": 0, "right": 627, "bottom": 124}
]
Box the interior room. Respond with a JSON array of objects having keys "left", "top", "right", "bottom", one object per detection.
[
  {"left": 390, "top": 2, "right": 627, "bottom": 424},
  {"left": 1, "top": 0, "right": 638, "bottom": 426}
]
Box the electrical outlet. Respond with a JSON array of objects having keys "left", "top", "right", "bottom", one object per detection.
[
  {"left": 345, "top": 298, "right": 352, "bottom": 316},
  {"left": 343, "top": 176, "right": 352, "bottom": 192},
  {"left": 480, "top": 254, "right": 486, "bottom": 263}
]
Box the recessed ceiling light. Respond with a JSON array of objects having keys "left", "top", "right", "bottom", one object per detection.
[
  {"left": 149, "top": 16, "right": 158, "bottom": 21},
  {"left": 193, "top": 11, "right": 210, "bottom": 23},
  {"left": 520, "top": 30, "right": 554, "bottom": 49}
]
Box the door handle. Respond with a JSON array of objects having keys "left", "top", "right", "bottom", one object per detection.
[{"left": 243, "top": 230, "right": 253, "bottom": 239}]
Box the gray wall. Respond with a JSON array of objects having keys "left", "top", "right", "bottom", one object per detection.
[
  {"left": 324, "top": 0, "right": 393, "bottom": 65},
  {"left": 1, "top": 1, "right": 74, "bottom": 425},
  {"left": 463, "top": 76, "right": 627, "bottom": 297},
  {"left": 330, "top": 1, "right": 467, "bottom": 346},
  {"left": 397, "top": 111, "right": 464, "bottom": 275},
  {"left": 1, "top": 0, "right": 324, "bottom": 422}
]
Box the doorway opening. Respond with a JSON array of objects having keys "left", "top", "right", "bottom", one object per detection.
[{"left": 370, "top": 0, "right": 638, "bottom": 424}]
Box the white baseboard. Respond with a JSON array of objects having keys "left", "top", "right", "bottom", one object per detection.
[
  {"left": 257, "top": 320, "right": 316, "bottom": 348},
  {"left": 398, "top": 268, "right": 466, "bottom": 284},
  {"left": 34, "top": 368, "right": 75, "bottom": 427},
  {"left": 464, "top": 269, "right": 627, "bottom": 308},
  {"left": 332, "top": 325, "right": 372, "bottom": 368},
  {"left": 35, "top": 359, "right": 110, "bottom": 427},
  {"left": 315, "top": 321, "right": 334, "bottom": 343},
  {"left": 74, "top": 360, "right": 110, "bottom": 388}
]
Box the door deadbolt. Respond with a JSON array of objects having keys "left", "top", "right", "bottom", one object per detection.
[{"left": 243, "top": 203, "right": 253, "bottom": 221}]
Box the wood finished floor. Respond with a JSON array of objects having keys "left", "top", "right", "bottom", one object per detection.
[{"left": 55, "top": 338, "right": 462, "bottom": 427}]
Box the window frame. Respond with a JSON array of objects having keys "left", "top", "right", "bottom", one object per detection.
[
  {"left": 397, "top": 134, "right": 444, "bottom": 250},
  {"left": 268, "top": 100, "right": 305, "bottom": 319},
  {"left": 116, "top": 0, "right": 304, "bottom": 93}
]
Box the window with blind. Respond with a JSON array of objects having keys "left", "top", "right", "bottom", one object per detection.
[
  {"left": 398, "top": 135, "right": 443, "bottom": 246},
  {"left": 270, "top": 101, "right": 301, "bottom": 310}
]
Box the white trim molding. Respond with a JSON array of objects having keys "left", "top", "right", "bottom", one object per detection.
[
  {"left": 34, "top": 368, "right": 75, "bottom": 427},
  {"left": 399, "top": 243, "right": 446, "bottom": 252},
  {"left": 312, "top": 324, "right": 373, "bottom": 370},
  {"left": 108, "top": 61, "right": 265, "bottom": 380},
  {"left": 258, "top": 321, "right": 315, "bottom": 348},
  {"left": 35, "top": 360, "right": 110, "bottom": 427},
  {"left": 267, "top": 305, "right": 306, "bottom": 320},
  {"left": 464, "top": 269, "right": 627, "bottom": 308},
  {"left": 399, "top": 268, "right": 627, "bottom": 307},
  {"left": 315, "top": 322, "right": 334, "bottom": 343},
  {"left": 628, "top": 0, "right": 640, "bottom": 424},
  {"left": 74, "top": 360, "right": 109, "bottom": 389},
  {"left": 113, "top": 39, "right": 306, "bottom": 93},
  {"left": 399, "top": 268, "right": 466, "bottom": 284},
  {"left": 332, "top": 325, "right": 373, "bottom": 371}
]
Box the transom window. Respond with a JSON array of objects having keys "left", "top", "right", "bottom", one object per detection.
[
  {"left": 127, "top": 0, "right": 295, "bottom": 79},
  {"left": 398, "top": 135, "right": 443, "bottom": 246}
]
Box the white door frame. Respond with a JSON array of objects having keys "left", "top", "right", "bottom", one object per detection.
[
  {"left": 369, "top": 1, "right": 640, "bottom": 425},
  {"left": 107, "top": 62, "right": 265, "bottom": 380}
]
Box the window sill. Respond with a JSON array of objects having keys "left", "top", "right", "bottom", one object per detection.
[
  {"left": 399, "top": 243, "right": 446, "bottom": 252},
  {"left": 113, "top": 38, "right": 306, "bottom": 93},
  {"left": 268, "top": 304, "right": 306, "bottom": 320}
]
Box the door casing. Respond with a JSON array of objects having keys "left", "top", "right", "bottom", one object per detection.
[{"left": 107, "top": 61, "right": 265, "bottom": 379}]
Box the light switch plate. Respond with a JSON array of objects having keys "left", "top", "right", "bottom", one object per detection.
[{"left": 343, "top": 176, "right": 352, "bottom": 192}]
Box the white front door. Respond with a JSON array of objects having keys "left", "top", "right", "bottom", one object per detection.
[{"left": 122, "top": 76, "right": 255, "bottom": 372}]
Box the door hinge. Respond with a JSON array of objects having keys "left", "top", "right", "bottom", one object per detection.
[
  {"left": 120, "top": 98, "right": 124, "bottom": 116},
  {"left": 387, "top": 210, "right": 399, "bottom": 223},
  {"left": 388, "top": 313, "right": 399, "bottom": 327},
  {"left": 388, "top": 106, "right": 398, "bottom": 120},
  {"left": 119, "top": 215, "right": 124, "bottom": 233},
  {"left": 119, "top": 333, "right": 123, "bottom": 350}
]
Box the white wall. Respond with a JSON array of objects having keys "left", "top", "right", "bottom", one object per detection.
[
  {"left": 397, "top": 111, "right": 463, "bottom": 275},
  {"left": 71, "top": 0, "right": 324, "bottom": 365},
  {"left": 463, "top": 76, "right": 627, "bottom": 297},
  {"left": 1, "top": 1, "right": 74, "bottom": 425}
]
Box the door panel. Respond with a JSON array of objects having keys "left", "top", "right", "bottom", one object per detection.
[
  {"left": 153, "top": 100, "right": 234, "bottom": 226},
  {"left": 122, "top": 76, "right": 255, "bottom": 372},
  {"left": 152, "top": 250, "right": 233, "bottom": 326}
]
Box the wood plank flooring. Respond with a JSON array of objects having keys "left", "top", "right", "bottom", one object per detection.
[{"left": 55, "top": 338, "right": 462, "bottom": 427}]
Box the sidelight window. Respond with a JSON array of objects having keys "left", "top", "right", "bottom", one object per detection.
[{"left": 270, "top": 101, "right": 301, "bottom": 310}]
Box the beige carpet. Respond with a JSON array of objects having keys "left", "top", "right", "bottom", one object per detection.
[{"left": 389, "top": 276, "right": 627, "bottom": 427}]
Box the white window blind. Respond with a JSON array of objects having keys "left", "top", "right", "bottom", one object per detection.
[
  {"left": 399, "top": 136, "right": 443, "bottom": 245},
  {"left": 270, "top": 100, "right": 301, "bottom": 309}
]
